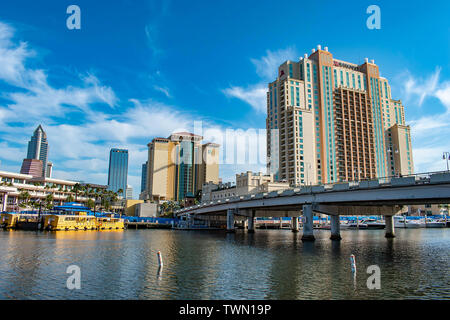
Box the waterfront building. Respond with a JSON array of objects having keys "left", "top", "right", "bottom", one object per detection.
[
  {"left": 107, "top": 148, "right": 128, "bottom": 197},
  {"left": 143, "top": 133, "right": 220, "bottom": 201},
  {"left": 141, "top": 161, "right": 148, "bottom": 193},
  {"left": 266, "top": 45, "right": 414, "bottom": 186},
  {"left": 201, "top": 171, "right": 290, "bottom": 202},
  {"left": 21, "top": 125, "right": 49, "bottom": 177},
  {"left": 0, "top": 170, "right": 94, "bottom": 212}
]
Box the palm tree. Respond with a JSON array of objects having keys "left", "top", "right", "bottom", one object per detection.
[
  {"left": 45, "top": 194, "right": 54, "bottom": 210},
  {"left": 66, "top": 194, "right": 75, "bottom": 203},
  {"left": 18, "top": 191, "right": 31, "bottom": 208},
  {"left": 72, "top": 183, "right": 81, "bottom": 202}
]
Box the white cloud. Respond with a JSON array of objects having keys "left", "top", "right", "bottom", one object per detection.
[
  {"left": 222, "top": 83, "right": 267, "bottom": 113},
  {"left": 153, "top": 85, "right": 171, "bottom": 98},
  {"left": 250, "top": 47, "right": 298, "bottom": 80},
  {"left": 221, "top": 47, "right": 297, "bottom": 113}
]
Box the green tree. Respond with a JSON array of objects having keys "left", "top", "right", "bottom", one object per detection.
[
  {"left": 72, "top": 183, "right": 81, "bottom": 201},
  {"left": 45, "top": 194, "right": 54, "bottom": 210},
  {"left": 66, "top": 194, "right": 75, "bottom": 203}
]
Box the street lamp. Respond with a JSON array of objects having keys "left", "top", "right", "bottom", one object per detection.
[{"left": 443, "top": 152, "right": 450, "bottom": 171}]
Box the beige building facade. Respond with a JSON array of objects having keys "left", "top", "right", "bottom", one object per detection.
[
  {"left": 142, "top": 133, "right": 220, "bottom": 201},
  {"left": 201, "top": 171, "right": 290, "bottom": 202}
]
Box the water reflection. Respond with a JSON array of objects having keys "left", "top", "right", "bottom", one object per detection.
[{"left": 0, "top": 228, "right": 448, "bottom": 299}]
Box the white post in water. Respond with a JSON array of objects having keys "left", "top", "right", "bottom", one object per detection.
[
  {"left": 291, "top": 216, "right": 299, "bottom": 233},
  {"left": 1, "top": 193, "right": 8, "bottom": 212},
  {"left": 157, "top": 251, "right": 163, "bottom": 267},
  {"left": 247, "top": 210, "right": 255, "bottom": 233},
  {"left": 330, "top": 215, "right": 341, "bottom": 240},
  {"left": 350, "top": 254, "right": 356, "bottom": 273},
  {"left": 385, "top": 215, "right": 395, "bottom": 238},
  {"left": 301, "top": 204, "right": 315, "bottom": 241},
  {"left": 226, "top": 208, "right": 235, "bottom": 233}
]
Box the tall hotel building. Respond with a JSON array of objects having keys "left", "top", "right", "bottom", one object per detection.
[
  {"left": 107, "top": 148, "right": 129, "bottom": 197},
  {"left": 266, "top": 45, "right": 413, "bottom": 186},
  {"left": 143, "top": 132, "right": 220, "bottom": 201}
]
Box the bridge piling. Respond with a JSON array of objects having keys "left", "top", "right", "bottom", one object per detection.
[
  {"left": 330, "top": 215, "right": 342, "bottom": 240},
  {"left": 301, "top": 204, "right": 315, "bottom": 241},
  {"left": 226, "top": 208, "right": 235, "bottom": 233},
  {"left": 385, "top": 215, "right": 395, "bottom": 238},
  {"left": 247, "top": 210, "right": 255, "bottom": 233},
  {"left": 291, "top": 216, "right": 299, "bottom": 233}
]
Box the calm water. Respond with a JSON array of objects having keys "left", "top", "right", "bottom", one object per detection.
[{"left": 0, "top": 228, "right": 448, "bottom": 300}]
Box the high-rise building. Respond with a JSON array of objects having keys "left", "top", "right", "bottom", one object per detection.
[
  {"left": 144, "top": 132, "right": 220, "bottom": 201},
  {"left": 20, "top": 159, "right": 43, "bottom": 177},
  {"left": 125, "top": 185, "right": 133, "bottom": 200},
  {"left": 107, "top": 148, "right": 128, "bottom": 197},
  {"left": 266, "top": 45, "right": 414, "bottom": 186},
  {"left": 141, "top": 161, "right": 148, "bottom": 193},
  {"left": 22, "top": 125, "right": 49, "bottom": 177},
  {"left": 46, "top": 162, "right": 53, "bottom": 178}
]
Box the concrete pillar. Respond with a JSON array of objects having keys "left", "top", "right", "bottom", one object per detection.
[
  {"left": 247, "top": 210, "right": 255, "bottom": 233},
  {"left": 301, "top": 204, "right": 315, "bottom": 241},
  {"left": 291, "top": 216, "right": 299, "bottom": 233},
  {"left": 1, "top": 193, "right": 8, "bottom": 212},
  {"left": 226, "top": 208, "right": 235, "bottom": 233},
  {"left": 385, "top": 215, "right": 395, "bottom": 238},
  {"left": 330, "top": 215, "right": 341, "bottom": 240}
]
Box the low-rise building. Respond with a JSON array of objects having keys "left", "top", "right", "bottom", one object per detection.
[
  {"left": 201, "top": 171, "right": 290, "bottom": 202},
  {"left": 0, "top": 170, "right": 95, "bottom": 212}
]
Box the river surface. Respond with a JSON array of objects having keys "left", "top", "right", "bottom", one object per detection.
[{"left": 0, "top": 228, "right": 448, "bottom": 299}]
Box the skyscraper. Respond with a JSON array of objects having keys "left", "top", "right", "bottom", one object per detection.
[
  {"left": 107, "top": 148, "right": 128, "bottom": 197},
  {"left": 266, "top": 45, "right": 413, "bottom": 186},
  {"left": 21, "top": 125, "right": 49, "bottom": 177},
  {"left": 141, "top": 161, "right": 148, "bottom": 193},
  {"left": 144, "top": 133, "right": 219, "bottom": 201}
]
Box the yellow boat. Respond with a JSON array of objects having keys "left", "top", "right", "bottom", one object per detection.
[
  {"left": 97, "top": 214, "right": 125, "bottom": 230},
  {"left": 1, "top": 213, "right": 18, "bottom": 229},
  {"left": 44, "top": 212, "right": 97, "bottom": 231}
]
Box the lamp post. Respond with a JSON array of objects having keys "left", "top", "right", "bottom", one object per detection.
[{"left": 443, "top": 152, "right": 450, "bottom": 171}]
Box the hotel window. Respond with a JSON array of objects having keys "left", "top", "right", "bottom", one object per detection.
[{"left": 340, "top": 71, "right": 343, "bottom": 85}]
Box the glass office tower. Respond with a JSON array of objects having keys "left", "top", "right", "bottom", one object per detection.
[{"left": 107, "top": 148, "right": 128, "bottom": 197}]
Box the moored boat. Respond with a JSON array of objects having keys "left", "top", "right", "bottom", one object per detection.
[
  {"left": 393, "top": 216, "right": 421, "bottom": 228},
  {"left": 97, "top": 214, "right": 125, "bottom": 230}
]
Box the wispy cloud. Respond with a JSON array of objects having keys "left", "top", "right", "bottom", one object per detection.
[
  {"left": 222, "top": 84, "right": 267, "bottom": 113},
  {"left": 153, "top": 85, "right": 171, "bottom": 98},
  {"left": 250, "top": 46, "right": 298, "bottom": 80},
  {"left": 221, "top": 47, "right": 297, "bottom": 113}
]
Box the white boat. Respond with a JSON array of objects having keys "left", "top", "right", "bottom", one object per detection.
[
  {"left": 422, "top": 218, "right": 446, "bottom": 228},
  {"left": 394, "top": 216, "right": 422, "bottom": 228},
  {"left": 360, "top": 218, "right": 385, "bottom": 229}
]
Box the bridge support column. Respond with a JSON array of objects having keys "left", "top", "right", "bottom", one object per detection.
[
  {"left": 247, "top": 210, "right": 255, "bottom": 233},
  {"left": 330, "top": 215, "right": 341, "bottom": 240},
  {"left": 1, "top": 193, "right": 8, "bottom": 212},
  {"left": 385, "top": 215, "right": 395, "bottom": 238},
  {"left": 301, "top": 204, "right": 315, "bottom": 241},
  {"left": 226, "top": 209, "right": 235, "bottom": 233},
  {"left": 291, "top": 216, "right": 299, "bottom": 233}
]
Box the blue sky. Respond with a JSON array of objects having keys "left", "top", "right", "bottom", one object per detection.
[{"left": 0, "top": 0, "right": 449, "bottom": 197}]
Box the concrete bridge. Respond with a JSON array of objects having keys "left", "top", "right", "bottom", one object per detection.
[{"left": 175, "top": 172, "right": 450, "bottom": 240}]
